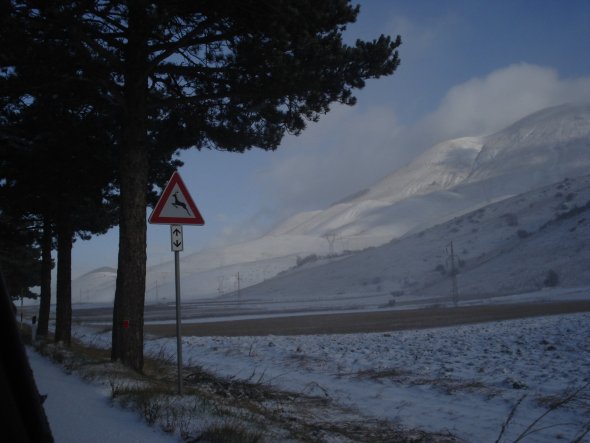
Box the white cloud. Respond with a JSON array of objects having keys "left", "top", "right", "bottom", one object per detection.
[
  {"left": 261, "top": 104, "right": 401, "bottom": 213},
  {"left": 206, "top": 207, "right": 277, "bottom": 247},
  {"left": 259, "top": 63, "right": 590, "bottom": 220},
  {"left": 419, "top": 64, "right": 590, "bottom": 142}
]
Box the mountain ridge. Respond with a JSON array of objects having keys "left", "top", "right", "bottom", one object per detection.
[{"left": 72, "top": 102, "right": 590, "bottom": 304}]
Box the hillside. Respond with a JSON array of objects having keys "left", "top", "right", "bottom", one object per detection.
[
  {"left": 72, "top": 103, "right": 590, "bottom": 305},
  {"left": 236, "top": 174, "right": 590, "bottom": 309},
  {"left": 270, "top": 103, "right": 590, "bottom": 241}
]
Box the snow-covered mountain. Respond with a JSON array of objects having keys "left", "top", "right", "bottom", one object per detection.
[
  {"left": 73, "top": 103, "right": 590, "bottom": 305},
  {"left": 236, "top": 174, "right": 590, "bottom": 309},
  {"left": 271, "top": 103, "right": 590, "bottom": 240}
]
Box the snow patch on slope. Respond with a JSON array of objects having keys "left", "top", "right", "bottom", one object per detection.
[{"left": 236, "top": 174, "right": 590, "bottom": 306}]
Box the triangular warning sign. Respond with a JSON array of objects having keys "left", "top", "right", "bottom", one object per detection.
[{"left": 148, "top": 172, "right": 205, "bottom": 225}]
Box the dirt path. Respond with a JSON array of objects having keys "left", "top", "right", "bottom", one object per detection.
[{"left": 145, "top": 300, "right": 590, "bottom": 337}]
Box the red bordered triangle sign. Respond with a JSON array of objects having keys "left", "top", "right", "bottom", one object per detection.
[{"left": 149, "top": 172, "right": 205, "bottom": 225}]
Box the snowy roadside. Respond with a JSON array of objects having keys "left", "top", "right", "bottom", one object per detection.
[
  {"left": 27, "top": 348, "right": 178, "bottom": 443},
  {"left": 28, "top": 337, "right": 453, "bottom": 442},
  {"left": 144, "top": 313, "right": 590, "bottom": 442},
  {"left": 64, "top": 312, "right": 590, "bottom": 442}
]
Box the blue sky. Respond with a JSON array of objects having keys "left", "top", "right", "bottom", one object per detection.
[{"left": 71, "top": 0, "right": 590, "bottom": 277}]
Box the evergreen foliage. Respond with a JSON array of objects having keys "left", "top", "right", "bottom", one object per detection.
[
  {"left": 544, "top": 270, "right": 559, "bottom": 288},
  {"left": 2, "top": 0, "right": 401, "bottom": 370},
  {"left": 0, "top": 211, "right": 41, "bottom": 298},
  {"left": 1, "top": 1, "right": 120, "bottom": 344}
]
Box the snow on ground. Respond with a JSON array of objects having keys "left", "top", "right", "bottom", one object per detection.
[
  {"left": 172, "top": 314, "right": 590, "bottom": 442},
  {"left": 28, "top": 348, "right": 177, "bottom": 443},
  {"left": 75, "top": 312, "right": 590, "bottom": 442}
]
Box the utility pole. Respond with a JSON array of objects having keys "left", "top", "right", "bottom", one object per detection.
[
  {"left": 237, "top": 272, "right": 241, "bottom": 304},
  {"left": 324, "top": 232, "right": 337, "bottom": 256},
  {"left": 446, "top": 241, "right": 459, "bottom": 307}
]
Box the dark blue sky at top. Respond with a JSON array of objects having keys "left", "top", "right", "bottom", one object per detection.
[{"left": 351, "top": 0, "right": 590, "bottom": 123}]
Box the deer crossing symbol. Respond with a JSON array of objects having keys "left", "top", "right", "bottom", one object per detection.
[{"left": 171, "top": 191, "right": 191, "bottom": 215}]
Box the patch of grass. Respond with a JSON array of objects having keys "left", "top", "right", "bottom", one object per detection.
[
  {"left": 435, "top": 264, "right": 446, "bottom": 275},
  {"left": 30, "top": 333, "right": 463, "bottom": 442},
  {"left": 544, "top": 269, "right": 559, "bottom": 287},
  {"left": 496, "top": 383, "right": 590, "bottom": 443},
  {"left": 410, "top": 377, "right": 494, "bottom": 397},
  {"left": 501, "top": 213, "right": 519, "bottom": 227},
  {"left": 198, "top": 423, "right": 264, "bottom": 443},
  {"left": 355, "top": 367, "right": 408, "bottom": 380}
]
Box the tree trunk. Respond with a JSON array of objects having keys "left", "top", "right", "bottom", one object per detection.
[
  {"left": 111, "top": 0, "right": 149, "bottom": 372},
  {"left": 36, "top": 218, "right": 52, "bottom": 339},
  {"left": 54, "top": 217, "right": 72, "bottom": 345}
]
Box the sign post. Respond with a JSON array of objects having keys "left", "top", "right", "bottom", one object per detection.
[
  {"left": 149, "top": 172, "right": 204, "bottom": 395},
  {"left": 174, "top": 246, "right": 182, "bottom": 394}
]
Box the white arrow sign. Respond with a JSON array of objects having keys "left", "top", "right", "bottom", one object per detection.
[{"left": 171, "top": 224, "right": 183, "bottom": 251}]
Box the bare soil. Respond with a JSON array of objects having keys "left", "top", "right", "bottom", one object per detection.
[{"left": 145, "top": 300, "right": 590, "bottom": 337}]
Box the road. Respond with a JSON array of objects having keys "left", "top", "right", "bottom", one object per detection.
[{"left": 144, "top": 300, "right": 590, "bottom": 337}]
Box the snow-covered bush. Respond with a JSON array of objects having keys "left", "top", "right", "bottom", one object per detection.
[{"left": 543, "top": 270, "right": 559, "bottom": 287}]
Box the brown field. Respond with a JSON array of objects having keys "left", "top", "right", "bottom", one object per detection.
[{"left": 144, "top": 300, "right": 590, "bottom": 337}]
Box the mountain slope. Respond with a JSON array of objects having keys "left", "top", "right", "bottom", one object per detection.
[
  {"left": 271, "top": 103, "right": 590, "bottom": 241},
  {"left": 236, "top": 174, "right": 590, "bottom": 307},
  {"left": 73, "top": 103, "right": 590, "bottom": 304},
  {"left": 270, "top": 136, "right": 484, "bottom": 237}
]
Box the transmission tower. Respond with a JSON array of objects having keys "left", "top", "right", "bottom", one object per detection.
[
  {"left": 323, "top": 232, "right": 337, "bottom": 256},
  {"left": 446, "top": 241, "right": 459, "bottom": 306},
  {"left": 236, "top": 272, "right": 241, "bottom": 304}
]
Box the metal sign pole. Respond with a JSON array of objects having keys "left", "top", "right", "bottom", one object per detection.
[{"left": 174, "top": 249, "right": 183, "bottom": 395}]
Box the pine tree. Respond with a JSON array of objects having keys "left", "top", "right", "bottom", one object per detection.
[
  {"left": 106, "top": 0, "right": 401, "bottom": 372},
  {"left": 1, "top": 2, "right": 119, "bottom": 345},
  {"left": 5, "top": 0, "right": 401, "bottom": 370},
  {"left": 0, "top": 210, "right": 41, "bottom": 299}
]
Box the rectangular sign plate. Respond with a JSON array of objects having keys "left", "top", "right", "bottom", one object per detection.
[{"left": 171, "top": 224, "right": 183, "bottom": 251}]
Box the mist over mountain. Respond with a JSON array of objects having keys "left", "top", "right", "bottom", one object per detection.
[
  {"left": 73, "top": 103, "right": 590, "bottom": 306},
  {"left": 271, "top": 103, "right": 590, "bottom": 239},
  {"left": 240, "top": 174, "right": 590, "bottom": 307}
]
